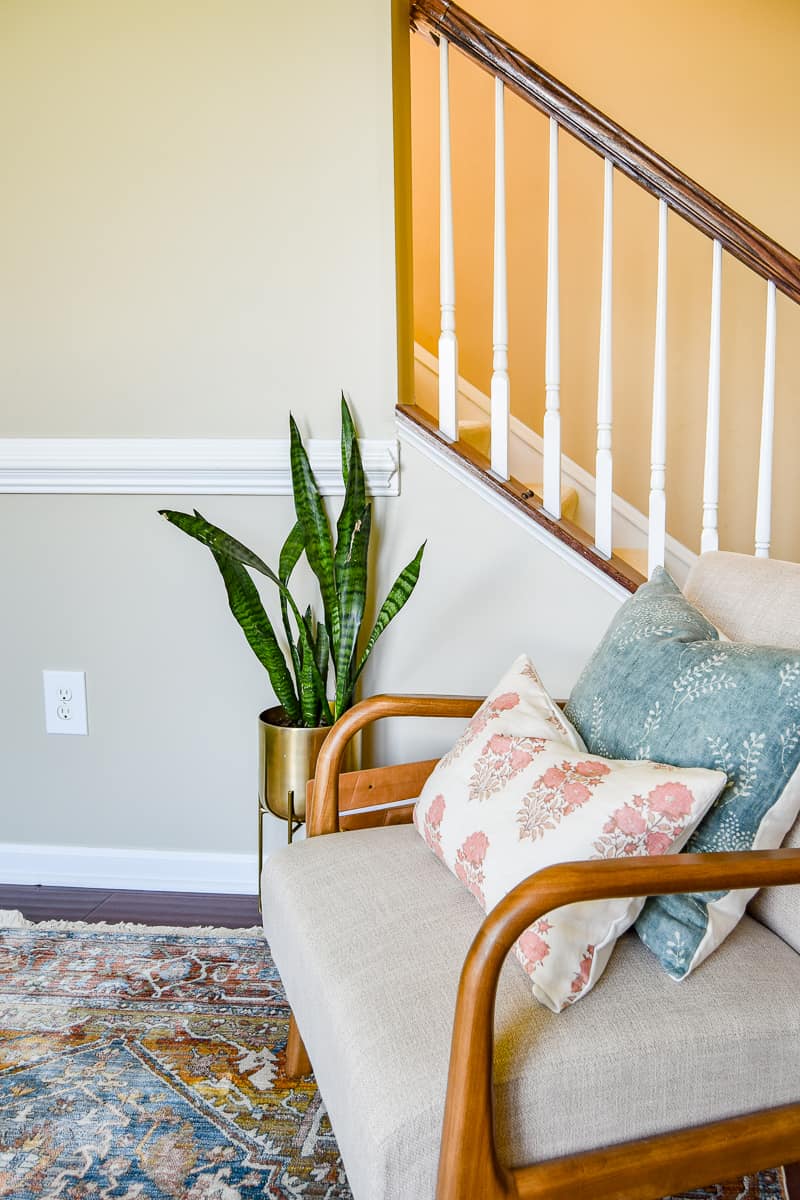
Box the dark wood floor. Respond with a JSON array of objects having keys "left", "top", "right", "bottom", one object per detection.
[
  {"left": 0, "top": 884, "right": 261, "bottom": 928},
  {"left": 787, "top": 1164, "right": 800, "bottom": 1199}
]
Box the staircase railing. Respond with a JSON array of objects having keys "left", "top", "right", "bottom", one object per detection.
[{"left": 409, "top": 0, "right": 800, "bottom": 573}]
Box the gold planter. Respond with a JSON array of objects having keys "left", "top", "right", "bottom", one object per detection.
[{"left": 257, "top": 706, "right": 361, "bottom": 860}]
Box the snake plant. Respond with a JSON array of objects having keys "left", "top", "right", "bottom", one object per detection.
[{"left": 159, "top": 396, "right": 425, "bottom": 727}]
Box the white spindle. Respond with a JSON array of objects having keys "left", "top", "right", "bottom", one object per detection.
[
  {"left": 594, "top": 158, "right": 614, "bottom": 556},
  {"left": 648, "top": 199, "right": 669, "bottom": 578},
  {"left": 754, "top": 280, "right": 777, "bottom": 558},
  {"left": 701, "top": 239, "right": 723, "bottom": 554},
  {"left": 490, "top": 77, "right": 510, "bottom": 479},
  {"left": 543, "top": 117, "right": 561, "bottom": 516},
  {"left": 438, "top": 36, "right": 458, "bottom": 443}
]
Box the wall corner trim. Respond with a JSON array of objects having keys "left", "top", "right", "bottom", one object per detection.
[{"left": 0, "top": 438, "right": 400, "bottom": 496}]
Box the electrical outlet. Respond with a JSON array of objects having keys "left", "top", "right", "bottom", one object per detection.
[{"left": 43, "top": 670, "right": 88, "bottom": 736}]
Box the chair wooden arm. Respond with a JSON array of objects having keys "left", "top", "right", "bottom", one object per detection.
[
  {"left": 438, "top": 847, "right": 800, "bottom": 1200},
  {"left": 308, "top": 694, "right": 483, "bottom": 837}
]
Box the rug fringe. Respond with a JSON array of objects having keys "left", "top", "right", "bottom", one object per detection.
[
  {"left": 0, "top": 909, "right": 263, "bottom": 936},
  {"left": 0, "top": 909, "right": 29, "bottom": 929}
]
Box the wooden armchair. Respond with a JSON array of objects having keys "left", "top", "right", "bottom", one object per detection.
[{"left": 274, "top": 691, "right": 800, "bottom": 1200}]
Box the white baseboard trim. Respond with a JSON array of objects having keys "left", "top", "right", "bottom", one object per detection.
[
  {"left": 0, "top": 437, "right": 400, "bottom": 497},
  {"left": 0, "top": 843, "right": 259, "bottom": 895}
]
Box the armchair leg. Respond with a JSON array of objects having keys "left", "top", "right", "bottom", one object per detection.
[
  {"left": 785, "top": 1163, "right": 800, "bottom": 1200},
  {"left": 285, "top": 1013, "right": 312, "bottom": 1078}
]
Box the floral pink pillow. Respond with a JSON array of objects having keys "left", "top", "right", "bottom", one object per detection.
[{"left": 413, "top": 656, "right": 726, "bottom": 1012}]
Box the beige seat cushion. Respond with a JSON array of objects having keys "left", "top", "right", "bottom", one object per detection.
[
  {"left": 750, "top": 813, "right": 800, "bottom": 953},
  {"left": 262, "top": 824, "right": 800, "bottom": 1200}
]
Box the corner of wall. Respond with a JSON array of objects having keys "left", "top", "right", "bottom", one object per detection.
[{"left": 391, "top": 0, "right": 415, "bottom": 408}]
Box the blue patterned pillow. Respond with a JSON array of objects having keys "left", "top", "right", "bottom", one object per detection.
[{"left": 565, "top": 567, "right": 800, "bottom": 979}]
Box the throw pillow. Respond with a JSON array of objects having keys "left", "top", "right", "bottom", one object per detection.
[
  {"left": 565, "top": 567, "right": 800, "bottom": 980},
  {"left": 413, "top": 655, "right": 725, "bottom": 1011}
]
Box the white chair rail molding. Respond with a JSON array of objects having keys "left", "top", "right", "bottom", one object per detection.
[{"left": 0, "top": 437, "right": 401, "bottom": 496}]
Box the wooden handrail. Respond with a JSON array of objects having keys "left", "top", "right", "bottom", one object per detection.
[
  {"left": 410, "top": 0, "right": 800, "bottom": 305},
  {"left": 398, "top": 404, "right": 645, "bottom": 593}
]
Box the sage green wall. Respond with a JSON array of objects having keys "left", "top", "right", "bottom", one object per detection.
[{"left": 0, "top": 455, "right": 622, "bottom": 856}]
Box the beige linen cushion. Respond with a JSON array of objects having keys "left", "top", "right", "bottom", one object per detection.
[
  {"left": 684, "top": 551, "right": 800, "bottom": 650},
  {"left": 262, "top": 824, "right": 800, "bottom": 1200},
  {"left": 750, "top": 816, "right": 800, "bottom": 953},
  {"left": 685, "top": 551, "right": 800, "bottom": 952}
]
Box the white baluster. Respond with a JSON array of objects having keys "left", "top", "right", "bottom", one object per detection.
[
  {"left": 490, "top": 77, "right": 510, "bottom": 479},
  {"left": 594, "top": 158, "right": 614, "bottom": 556},
  {"left": 438, "top": 36, "right": 458, "bottom": 443},
  {"left": 543, "top": 116, "right": 561, "bottom": 516},
  {"left": 755, "top": 281, "right": 777, "bottom": 558},
  {"left": 648, "top": 199, "right": 669, "bottom": 578},
  {"left": 701, "top": 239, "right": 723, "bottom": 554}
]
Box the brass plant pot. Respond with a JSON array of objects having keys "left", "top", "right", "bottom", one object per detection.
[{"left": 258, "top": 705, "right": 361, "bottom": 846}]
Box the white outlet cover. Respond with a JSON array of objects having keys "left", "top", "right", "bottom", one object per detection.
[{"left": 43, "top": 670, "right": 88, "bottom": 735}]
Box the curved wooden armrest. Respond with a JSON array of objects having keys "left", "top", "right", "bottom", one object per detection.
[
  {"left": 439, "top": 847, "right": 800, "bottom": 1200},
  {"left": 308, "top": 694, "right": 483, "bottom": 837}
]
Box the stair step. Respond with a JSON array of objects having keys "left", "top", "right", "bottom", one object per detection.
[
  {"left": 540, "top": 484, "right": 579, "bottom": 523},
  {"left": 457, "top": 419, "right": 492, "bottom": 457},
  {"left": 457, "top": 420, "right": 578, "bottom": 522},
  {"left": 614, "top": 547, "right": 649, "bottom": 576}
]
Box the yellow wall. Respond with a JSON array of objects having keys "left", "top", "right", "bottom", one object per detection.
[
  {"left": 0, "top": 0, "right": 625, "bottom": 865},
  {"left": 1, "top": 0, "right": 399, "bottom": 439},
  {"left": 0, "top": 0, "right": 402, "bottom": 856},
  {"left": 411, "top": 0, "right": 800, "bottom": 559}
]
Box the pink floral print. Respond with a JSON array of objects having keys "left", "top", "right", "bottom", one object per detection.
[
  {"left": 567, "top": 945, "right": 596, "bottom": 1000},
  {"left": 514, "top": 918, "right": 553, "bottom": 975},
  {"left": 468, "top": 734, "right": 545, "bottom": 802},
  {"left": 437, "top": 691, "right": 521, "bottom": 770},
  {"left": 411, "top": 652, "right": 724, "bottom": 1012},
  {"left": 517, "top": 759, "right": 611, "bottom": 841},
  {"left": 418, "top": 793, "right": 446, "bottom": 860},
  {"left": 454, "top": 831, "right": 490, "bottom": 905},
  {"left": 516, "top": 936, "right": 596, "bottom": 1003},
  {"left": 520, "top": 661, "right": 542, "bottom": 686},
  {"left": 593, "top": 780, "right": 694, "bottom": 858},
  {"left": 521, "top": 660, "right": 573, "bottom": 738}
]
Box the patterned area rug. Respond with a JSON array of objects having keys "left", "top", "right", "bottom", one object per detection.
[{"left": 0, "top": 913, "right": 788, "bottom": 1200}]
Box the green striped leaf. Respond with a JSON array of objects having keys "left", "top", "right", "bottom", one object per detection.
[
  {"left": 334, "top": 503, "right": 371, "bottom": 718},
  {"left": 162, "top": 509, "right": 285, "bottom": 591},
  {"left": 279, "top": 521, "right": 305, "bottom": 584},
  {"left": 209, "top": 549, "right": 300, "bottom": 723},
  {"left": 279, "top": 522, "right": 305, "bottom": 692},
  {"left": 299, "top": 606, "right": 321, "bottom": 726},
  {"left": 353, "top": 542, "right": 426, "bottom": 686},
  {"left": 288, "top": 416, "right": 340, "bottom": 654},
  {"left": 334, "top": 431, "right": 367, "bottom": 596},
  {"left": 160, "top": 509, "right": 331, "bottom": 725},
  {"left": 340, "top": 392, "right": 358, "bottom": 484},
  {"left": 314, "top": 618, "right": 330, "bottom": 697}
]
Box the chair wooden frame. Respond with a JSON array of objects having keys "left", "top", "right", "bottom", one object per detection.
[{"left": 286, "top": 694, "right": 800, "bottom": 1200}]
